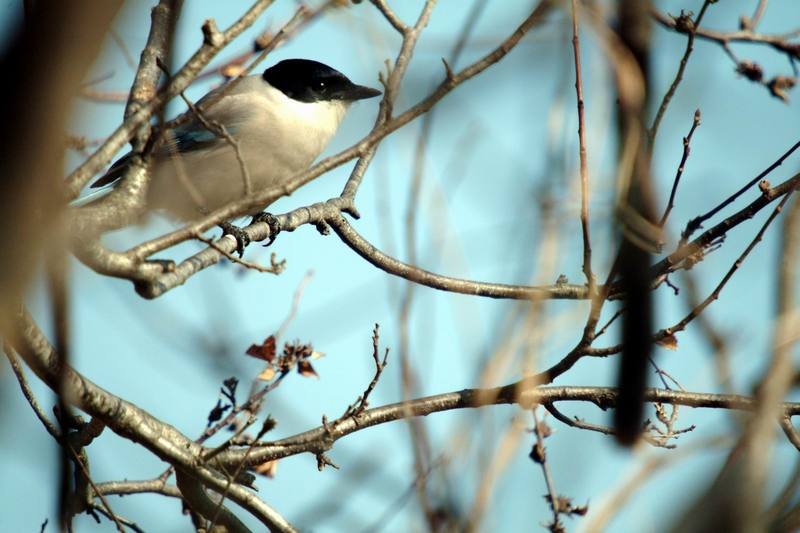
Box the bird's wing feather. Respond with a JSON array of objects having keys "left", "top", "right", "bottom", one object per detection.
[
  {"left": 90, "top": 152, "right": 132, "bottom": 188},
  {"left": 90, "top": 78, "right": 257, "bottom": 188}
]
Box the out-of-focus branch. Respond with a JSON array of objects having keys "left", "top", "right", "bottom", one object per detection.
[
  {"left": 651, "top": 6, "right": 799, "bottom": 102},
  {"left": 668, "top": 190, "right": 797, "bottom": 532},
  {"left": 0, "top": 0, "right": 121, "bottom": 345},
  {"left": 584, "top": 436, "right": 729, "bottom": 533},
  {"left": 651, "top": 7, "right": 800, "bottom": 63},
  {"left": 742, "top": 0, "right": 770, "bottom": 31},
  {"left": 614, "top": 0, "right": 658, "bottom": 446}
]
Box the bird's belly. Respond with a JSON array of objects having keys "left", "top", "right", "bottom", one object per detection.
[{"left": 147, "top": 140, "right": 320, "bottom": 220}]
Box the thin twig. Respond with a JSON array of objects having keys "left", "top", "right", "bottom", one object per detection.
[
  {"left": 531, "top": 408, "right": 563, "bottom": 531},
  {"left": 180, "top": 91, "right": 253, "bottom": 196},
  {"left": 570, "top": 0, "right": 593, "bottom": 289},
  {"left": 659, "top": 109, "right": 701, "bottom": 227},
  {"left": 680, "top": 139, "right": 800, "bottom": 243},
  {"left": 193, "top": 232, "right": 285, "bottom": 274},
  {"left": 67, "top": 446, "right": 126, "bottom": 533},
  {"left": 4, "top": 343, "right": 61, "bottom": 439},
  {"left": 780, "top": 417, "right": 800, "bottom": 452},
  {"left": 344, "top": 324, "right": 389, "bottom": 417},
  {"left": 275, "top": 270, "right": 314, "bottom": 341},
  {"left": 664, "top": 190, "right": 796, "bottom": 337},
  {"left": 589, "top": 189, "right": 799, "bottom": 357},
  {"left": 649, "top": 1, "right": 713, "bottom": 144},
  {"left": 651, "top": 7, "right": 800, "bottom": 60},
  {"left": 328, "top": 216, "right": 588, "bottom": 301},
  {"left": 593, "top": 308, "right": 624, "bottom": 340}
]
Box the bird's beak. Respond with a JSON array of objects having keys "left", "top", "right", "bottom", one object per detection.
[{"left": 342, "top": 83, "right": 382, "bottom": 101}]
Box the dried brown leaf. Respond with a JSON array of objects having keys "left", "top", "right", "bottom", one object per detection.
[
  {"left": 246, "top": 335, "right": 277, "bottom": 362},
  {"left": 298, "top": 360, "right": 319, "bottom": 379}
]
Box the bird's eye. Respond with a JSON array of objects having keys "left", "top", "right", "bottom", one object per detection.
[{"left": 315, "top": 81, "right": 326, "bottom": 91}]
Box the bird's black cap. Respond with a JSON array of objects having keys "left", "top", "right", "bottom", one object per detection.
[{"left": 262, "top": 59, "right": 381, "bottom": 103}]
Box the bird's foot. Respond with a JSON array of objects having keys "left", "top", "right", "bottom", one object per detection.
[
  {"left": 219, "top": 221, "right": 250, "bottom": 257},
  {"left": 251, "top": 212, "right": 281, "bottom": 247}
]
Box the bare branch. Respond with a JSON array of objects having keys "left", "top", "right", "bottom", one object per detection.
[
  {"left": 649, "top": 1, "right": 713, "bottom": 143},
  {"left": 3, "top": 343, "right": 61, "bottom": 440},
  {"left": 658, "top": 109, "right": 701, "bottom": 227},
  {"left": 570, "top": 0, "right": 593, "bottom": 289},
  {"left": 219, "top": 385, "right": 800, "bottom": 468},
  {"left": 10, "top": 310, "right": 295, "bottom": 532},
  {"left": 328, "top": 215, "right": 588, "bottom": 301}
]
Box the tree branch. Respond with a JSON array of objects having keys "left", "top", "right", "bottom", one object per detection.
[{"left": 218, "top": 385, "right": 800, "bottom": 468}]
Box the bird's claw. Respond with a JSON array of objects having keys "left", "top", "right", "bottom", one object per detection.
[
  {"left": 251, "top": 212, "right": 281, "bottom": 247},
  {"left": 219, "top": 221, "right": 250, "bottom": 257}
]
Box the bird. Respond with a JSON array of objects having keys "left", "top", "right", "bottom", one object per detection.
[{"left": 90, "top": 58, "right": 381, "bottom": 250}]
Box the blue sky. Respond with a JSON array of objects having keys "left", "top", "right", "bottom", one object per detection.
[{"left": 2, "top": 1, "right": 800, "bottom": 531}]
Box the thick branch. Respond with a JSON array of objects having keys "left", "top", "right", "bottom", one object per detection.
[{"left": 9, "top": 310, "right": 295, "bottom": 532}]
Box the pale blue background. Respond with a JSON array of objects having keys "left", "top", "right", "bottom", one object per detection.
[{"left": 2, "top": 1, "right": 800, "bottom": 531}]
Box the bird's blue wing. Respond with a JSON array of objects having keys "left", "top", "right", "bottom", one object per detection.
[
  {"left": 90, "top": 79, "right": 247, "bottom": 189},
  {"left": 163, "top": 123, "right": 233, "bottom": 154}
]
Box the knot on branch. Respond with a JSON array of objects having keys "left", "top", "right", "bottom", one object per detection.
[
  {"left": 201, "top": 19, "right": 223, "bottom": 47},
  {"left": 671, "top": 10, "right": 696, "bottom": 33}
]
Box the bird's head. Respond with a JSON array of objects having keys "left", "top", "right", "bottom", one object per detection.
[{"left": 262, "top": 59, "right": 381, "bottom": 104}]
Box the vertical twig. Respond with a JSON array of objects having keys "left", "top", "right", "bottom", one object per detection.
[
  {"left": 658, "top": 109, "right": 701, "bottom": 227},
  {"left": 649, "top": 0, "right": 713, "bottom": 144},
  {"left": 570, "top": 0, "right": 593, "bottom": 290},
  {"left": 531, "top": 408, "right": 563, "bottom": 532}
]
